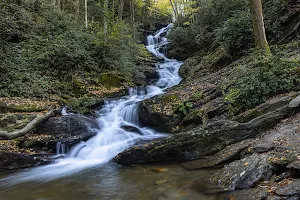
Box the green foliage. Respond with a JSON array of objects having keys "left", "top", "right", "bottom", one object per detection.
[
  {"left": 215, "top": 10, "right": 252, "bottom": 55},
  {"left": 168, "top": 0, "right": 250, "bottom": 58},
  {"left": 0, "top": 0, "right": 146, "bottom": 98},
  {"left": 177, "top": 101, "right": 194, "bottom": 116},
  {"left": 263, "top": 0, "right": 289, "bottom": 40},
  {"left": 168, "top": 0, "right": 292, "bottom": 59},
  {"left": 168, "top": 25, "right": 199, "bottom": 59},
  {"left": 189, "top": 92, "right": 204, "bottom": 101},
  {"left": 225, "top": 56, "right": 300, "bottom": 113}
]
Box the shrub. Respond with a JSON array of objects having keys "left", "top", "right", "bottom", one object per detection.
[
  {"left": 0, "top": 0, "right": 145, "bottom": 98},
  {"left": 225, "top": 56, "right": 300, "bottom": 113},
  {"left": 214, "top": 10, "right": 253, "bottom": 55}
]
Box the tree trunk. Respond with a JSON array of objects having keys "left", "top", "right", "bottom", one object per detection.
[
  {"left": 75, "top": 0, "right": 80, "bottom": 22},
  {"left": 170, "top": 0, "right": 179, "bottom": 25},
  {"left": 85, "top": 0, "right": 88, "bottom": 28},
  {"left": 112, "top": 0, "right": 115, "bottom": 22},
  {"left": 0, "top": 110, "right": 56, "bottom": 140},
  {"left": 104, "top": 0, "right": 108, "bottom": 35},
  {"left": 118, "top": 0, "right": 124, "bottom": 21},
  {"left": 249, "top": 0, "right": 271, "bottom": 56}
]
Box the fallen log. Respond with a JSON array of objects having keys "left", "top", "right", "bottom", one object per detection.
[{"left": 0, "top": 110, "right": 56, "bottom": 140}]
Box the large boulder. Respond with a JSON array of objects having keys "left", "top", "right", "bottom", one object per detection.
[
  {"left": 0, "top": 151, "right": 50, "bottom": 170},
  {"left": 25, "top": 114, "right": 99, "bottom": 152},
  {"left": 138, "top": 93, "right": 183, "bottom": 132},
  {"left": 114, "top": 120, "right": 251, "bottom": 164},
  {"left": 210, "top": 154, "right": 273, "bottom": 190},
  {"left": 115, "top": 95, "right": 300, "bottom": 165},
  {"left": 36, "top": 114, "right": 99, "bottom": 138},
  {"left": 138, "top": 89, "right": 225, "bottom": 132}
]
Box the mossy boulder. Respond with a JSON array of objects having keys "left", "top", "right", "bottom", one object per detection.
[
  {"left": 99, "top": 72, "right": 133, "bottom": 88},
  {"left": 138, "top": 93, "right": 183, "bottom": 132}
]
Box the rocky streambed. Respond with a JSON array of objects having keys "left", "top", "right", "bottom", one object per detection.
[{"left": 114, "top": 85, "right": 300, "bottom": 199}]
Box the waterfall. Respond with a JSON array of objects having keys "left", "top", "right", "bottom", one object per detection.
[
  {"left": 0, "top": 24, "right": 184, "bottom": 186},
  {"left": 56, "top": 142, "right": 66, "bottom": 155}
]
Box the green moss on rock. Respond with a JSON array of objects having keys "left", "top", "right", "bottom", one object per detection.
[{"left": 99, "top": 72, "right": 133, "bottom": 88}]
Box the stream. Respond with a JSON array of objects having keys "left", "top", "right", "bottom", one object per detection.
[{"left": 0, "top": 24, "right": 226, "bottom": 200}]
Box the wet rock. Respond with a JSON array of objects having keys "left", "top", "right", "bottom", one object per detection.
[
  {"left": 265, "top": 196, "right": 284, "bottom": 200},
  {"left": 181, "top": 139, "right": 253, "bottom": 170},
  {"left": 36, "top": 115, "right": 99, "bottom": 139},
  {"left": 0, "top": 151, "right": 50, "bottom": 170},
  {"left": 138, "top": 93, "right": 182, "bottom": 132},
  {"left": 144, "top": 64, "right": 159, "bottom": 80},
  {"left": 287, "top": 160, "right": 300, "bottom": 170},
  {"left": 274, "top": 179, "right": 300, "bottom": 196},
  {"left": 29, "top": 115, "right": 99, "bottom": 151},
  {"left": 121, "top": 125, "right": 142, "bottom": 135},
  {"left": 268, "top": 151, "right": 297, "bottom": 166},
  {"left": 228, "top": 187, "right": 268, "bottom": 200},
  {"left": 114, "top": 120, "right": 251, "bottom": 164},
  {"left": 211, "top": 154, "right": 272, "bottom": 190}
]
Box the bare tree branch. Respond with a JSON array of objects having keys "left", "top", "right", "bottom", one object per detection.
[{"left": 0, "top": 110, "right": 56, "bottom": 140}]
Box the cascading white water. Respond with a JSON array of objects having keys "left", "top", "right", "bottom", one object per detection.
[
  {"left": 146, "top": 24, "right": 183, "bottom": 88},
  {"left": 56, "top": 142, "right": 66, "bottom": 155},
  {"left": 0, "top": 24, "right": 183, "bottom": 186}
]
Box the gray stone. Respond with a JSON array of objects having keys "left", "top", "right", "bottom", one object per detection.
[
  {"left": 28, "top": 114, "right": 99, "bottom": 151},
  {"left": 211, "top": 154, "right": 272, "bottom": 190},
  {"left": 229, "top": 187, "right": 268, "bottom": 200},
  {"left": 234, "top": 95, "right": 293, "bottom": 123},
  {"left": 36, "top": 114, "right": 99, "bottom": 139},
  {"left": 0, "top": 151, "right": 50, "bottom": 170},
  {"left": 289, "top": 95, "right": 300, "bottom": 108},
  {"left": 274, "top": 179, "right": 300, "bottom": 196},
  {"left": 181, "top": 139, "right": 253, "bottom": 170}
]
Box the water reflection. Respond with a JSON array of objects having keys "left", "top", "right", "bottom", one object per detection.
[{"left": 0, "top": 164, "right": 227, "bottom": 200}]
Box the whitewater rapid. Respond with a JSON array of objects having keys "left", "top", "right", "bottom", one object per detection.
[{"left": 0, "top": 24, "right": 183, "bottom": 186}]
